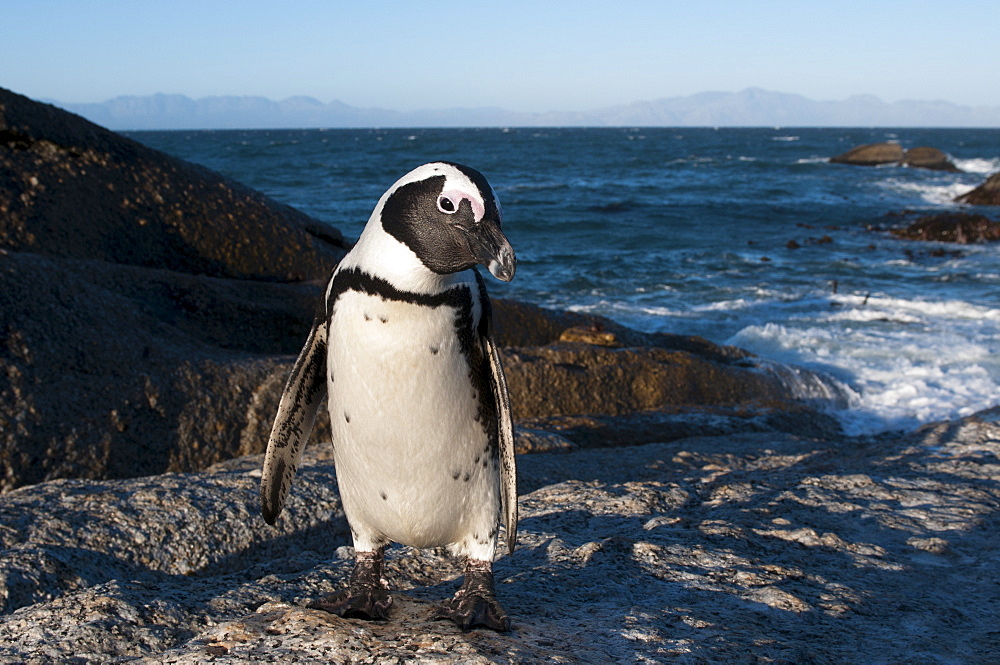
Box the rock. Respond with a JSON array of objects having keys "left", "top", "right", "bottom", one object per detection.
[
  {"left": 830, "top": 142, "right": 960, "bottom": 171},
  {"left": 890, "top": 212, "right": 1000, "bottom": 243},
  {"left": 901, "top": 146, "right": 959, "bottom": 172},
  {"left": 502, "top": 343, "right": 847, "bottom": 420},
  {"left": 956, "top": 172, "right": 1000, "bottom": 205},
  {"left": 830, "top": 142, "right": 903, "bottom": 166},
  {"left": 0, "top": 244, "right": 340, "bottom": 491},
  {"left": 558, "top": 325, "right": 619, "bottom": 347},
  {"left": 0, "top": 88, "right": 351, "bottom": 490},
  {"left": 1, "top": 410, "right": 997, "bottom": 663},
  {"left": 0, "top": 87, "right": 348, "bottom": 281}
]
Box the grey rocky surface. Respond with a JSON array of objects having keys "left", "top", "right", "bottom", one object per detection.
[{"left": 0, "top": 411, "right": 997, "bottom": 663}]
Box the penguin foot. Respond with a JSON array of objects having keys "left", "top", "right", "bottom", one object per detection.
[
  {"left": 307, "top": 548, "right": 393, "bottom": 621},
  {"left": 433, "top": 559, "right": 511, "bottom": 632},
  {"left": 308, "top": 586, "right": 393, "bottom": 620}
]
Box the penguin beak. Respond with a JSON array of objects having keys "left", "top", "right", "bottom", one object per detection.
[{"left": 469, "top": 217, "right": 516, "bottom": 282}]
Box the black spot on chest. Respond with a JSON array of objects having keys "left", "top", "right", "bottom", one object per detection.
[{"left": 327, "top": 267, "right": 501, "bottom": 455}]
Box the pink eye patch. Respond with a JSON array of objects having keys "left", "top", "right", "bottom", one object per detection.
[{"left": 438, "top": 189, "right": 485, "bottom": 221}]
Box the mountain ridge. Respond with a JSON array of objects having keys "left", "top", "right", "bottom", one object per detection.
[{"left": 50, "top": 88, "right": 1000, "bottom": 129}]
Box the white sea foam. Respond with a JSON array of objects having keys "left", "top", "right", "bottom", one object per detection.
[
  {"left": 952, "top": 157, "right": 1000, "bottom": 175},
  {"left": 726, "top": 295, "right": 1000, "bottom": 434},
  {"left": 879, "top": 178, "right": 976, "bottom": 205}
]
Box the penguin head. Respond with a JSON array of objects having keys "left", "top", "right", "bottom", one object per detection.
[{"left": 375, "top": 162, "right": 516, "bottom": 282}]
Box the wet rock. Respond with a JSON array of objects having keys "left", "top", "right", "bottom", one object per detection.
[
  {"left": 1, "top": 410, "right": 997, "bottom": 663},
  {"left": 956, "top": 172, "right": 1000, "bottom": 205},
  {"left": 0, "top": 87, "right": 348, "bottom": 281},
  {"left": 890, "top": 212, "right": 1000, "bottom": 243},
  {"left": 830, "top": 142, "right": 903, "bottom": 166}
]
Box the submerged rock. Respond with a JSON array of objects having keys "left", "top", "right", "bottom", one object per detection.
[
  {"left": 955, "top": 172, "right": 1000, "bottom": 205},
  {"left": 890, "top": 212, "right": 1000, "bottom": 243},
  {"left": 0, "top": 410, "right": 997, "bottom": 662}
]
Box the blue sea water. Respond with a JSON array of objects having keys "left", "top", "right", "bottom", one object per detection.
[{"left": 126, "top": 127, "right": 1000, "bottom": 435}]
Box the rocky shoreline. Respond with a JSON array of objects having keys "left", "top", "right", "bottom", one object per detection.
[
  {"left": 2, "top": 88, "right": 999, "bottom": 662},
  {"left": 1, "top": 412, "right": 997, "bottom": 662}
]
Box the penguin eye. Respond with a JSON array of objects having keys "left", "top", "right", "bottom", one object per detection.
[{"left": 437, "top": 195, "right": 458, "bottom": 214}]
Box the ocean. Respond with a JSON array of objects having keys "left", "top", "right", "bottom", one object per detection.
[{"left": 126, "top": 127, "right": 1000, "bottom": 436}]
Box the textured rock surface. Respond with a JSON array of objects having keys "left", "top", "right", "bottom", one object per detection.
[
  {"left": 890, "top": 212, "right": 1000, "bottom": 243},
  {"left": 0, "top": 87, "right": 351, "bottom": 490},
  {"left": 502, "top": 343, "right": 844, "bottom": 419},
  {"left": 1, "top": 411, "right": 997, "bottom": 663},
  {"left": 0, "top": 244, "right": 335, "bottom": 491},
  {"left": 956, "top": 172, "right": 1000, "bottom": 205},
  {"left": 0, "top": 87, "right": 347, "bottom": 281}
]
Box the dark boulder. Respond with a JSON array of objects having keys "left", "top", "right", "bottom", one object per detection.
[
  {"left": 890, "top": 212, "right": 1000, "bottom": 243},
  {"left": 830, "top": 142, "right": 903, "bottom": 166},
  {"left": 955, "top": 172, "right": 1000, "bottom": 205},
  {"left": 0, "top": 87, "right": 350, "bottom": 490},
  {"left": 0, "top": 87, "right": 348, "bottom": 281},
  {"left": 901, "top": 146, "right": 959, "bottom": 172},
  {"left": 0, "top": 250, "right": 335, "bottom": 491}
]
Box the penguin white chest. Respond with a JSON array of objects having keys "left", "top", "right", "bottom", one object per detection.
[{"left": 326, "top": 288, "right": 499, "bottom": 553}]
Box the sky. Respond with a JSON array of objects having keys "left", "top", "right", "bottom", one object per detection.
[{"left": 3, "top": 0, "right": 999, "bottom": 112}]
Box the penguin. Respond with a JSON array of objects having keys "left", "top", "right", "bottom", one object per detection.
[{"left": 260, "top": 162, "right": 518, "bottom": 632}]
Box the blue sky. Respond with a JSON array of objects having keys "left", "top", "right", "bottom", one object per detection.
[{"left": 3, "top": 0, "right": 999, "bottom": 111}]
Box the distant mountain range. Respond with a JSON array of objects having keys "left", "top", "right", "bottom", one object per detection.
[{"left": 51, "top": 88, "right": 1000, "bottom": 130}]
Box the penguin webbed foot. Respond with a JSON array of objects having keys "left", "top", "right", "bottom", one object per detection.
[
  {"left": 308, "top": 548, "right": 393, "bottom": 621},
  {"left": 433, "top": 559, "right": 511, "bottom": 632}
]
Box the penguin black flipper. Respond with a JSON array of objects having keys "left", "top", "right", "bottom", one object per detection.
[
  {"left": 475, "top": 271, "right": 518, "bottom": 555},
  {"left": 260, "top": 314, "right": 329, "bottom": 525},
  {"left": 485, "top": 322, "right": 517, "bottom": 555}
]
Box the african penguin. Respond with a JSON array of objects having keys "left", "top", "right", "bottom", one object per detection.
[{"left": 261, "top": 162, "right": 518, "bottom": 632}]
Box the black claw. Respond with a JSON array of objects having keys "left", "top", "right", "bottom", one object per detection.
[
  {"left": 308, "top": 548, "right": 392, "bottom": 621},
  {"left": 433, "top": 559, "right": 511, "bottom": 632}
]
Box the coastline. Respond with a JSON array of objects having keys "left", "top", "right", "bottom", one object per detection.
[{"left": 2, "top": 86, "right": 999, "bottom": 662}]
